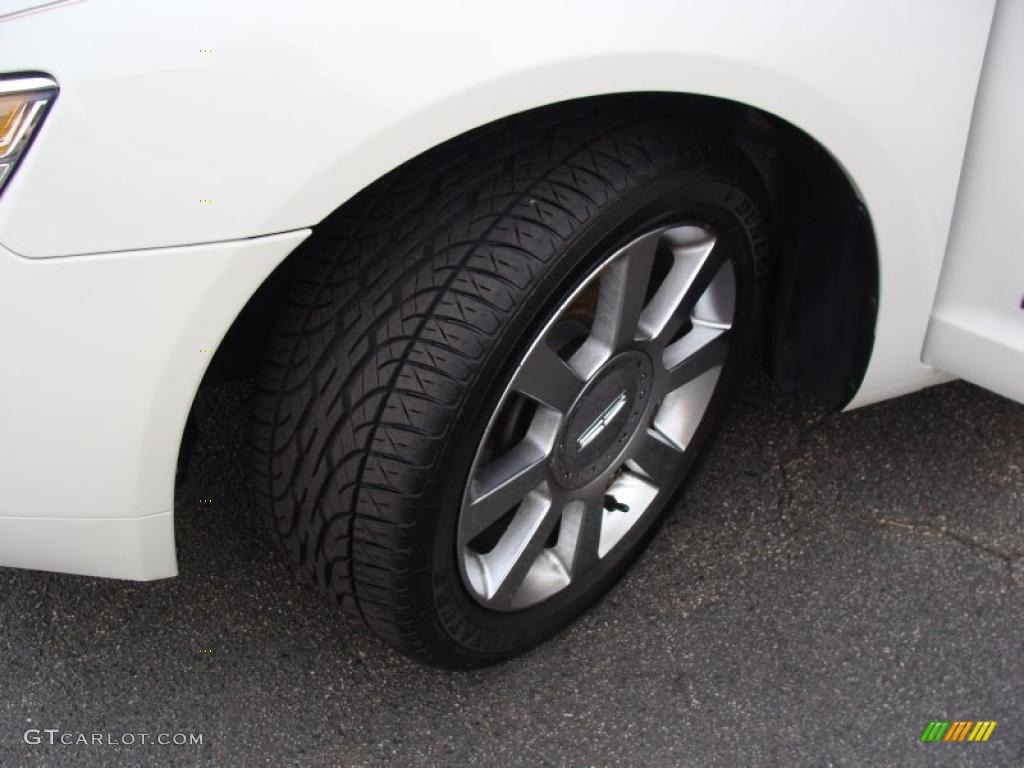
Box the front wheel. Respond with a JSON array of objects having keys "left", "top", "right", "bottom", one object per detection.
[{"left": 252, "top": 104, "right": 769, "bottom": 668}]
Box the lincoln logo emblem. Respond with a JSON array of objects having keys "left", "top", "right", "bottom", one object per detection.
[{"left": 577, "top": 391, "right": 628, "bottom": 450}]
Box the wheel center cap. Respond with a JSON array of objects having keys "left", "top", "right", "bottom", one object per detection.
[{"left": 552, "top": 350, "right": 654, "bottom": 489}]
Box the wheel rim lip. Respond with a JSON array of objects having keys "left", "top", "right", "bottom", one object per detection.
[{"left": 456, "top": 221, "right": 735, "bottom": 612}]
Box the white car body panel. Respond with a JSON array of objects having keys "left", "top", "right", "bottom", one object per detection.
[
  {"left": 0, "top": 231, "right": 309, "bottom": 578},
  {"left": 924, "top": 0, "right": 1024, "bottom": 403},
  {"left": 0, "top": 0, "right": 996, "bottom": 405},
  {"left": 0, "top": 0, "right": 1014, "bottom": 580}
]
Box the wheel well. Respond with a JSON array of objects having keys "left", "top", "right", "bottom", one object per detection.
[{"left": 180, "top": 92, "right": 877, "bottom": 479}]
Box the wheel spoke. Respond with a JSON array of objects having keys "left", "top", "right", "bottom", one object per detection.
[
  {"left": 488, "top": 493, "right": 562, "bottom": 608},
  {"left": 560, "top": 486, "right": 606, "bottom": 577},
  {"left": 630, "top": 428, "right": 684, "bottom": 487},
  {"left": 662, "top": 325, "right": 731, "bottom": 393},
  {"left": 590, "top": 230, "right": 660, "bottom": 353},
  {"left": 639, "top": 234, "right": 723, "bottom": 346},
  {"left": 465, "top": 442, "right": 550, "bottom": 540},
  {"left": 511, "top": 340, "right": 583, "bottom": 412}
]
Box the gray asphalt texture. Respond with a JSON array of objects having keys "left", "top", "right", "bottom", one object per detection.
[{"left": 1, "top": 375, "right": 1022, "bottom": 768}]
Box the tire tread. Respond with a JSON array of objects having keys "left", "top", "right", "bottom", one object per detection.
[{"left": 251, "top": 102, "right": 735, "bottom": 660}]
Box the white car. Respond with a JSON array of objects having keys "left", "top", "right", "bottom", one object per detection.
[{"left": 0, "top": 0, "right": 1021, "bottom": 668}]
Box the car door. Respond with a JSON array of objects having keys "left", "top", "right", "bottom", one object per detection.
[{"left": 924, "top": 0, "right": 1024, "bottom": 403}]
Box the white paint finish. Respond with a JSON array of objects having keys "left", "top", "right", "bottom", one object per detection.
[
  {"left": 924, "top": 0, "right": 1024, "bottom": 404},
  {"left": 0, "top": 1, "right": 995, "bottom": 405},
  {"left": 0, "top": 3, "right": 1008, "bottom": 579},
  {"left": 0, "top": 0, "right": 990, "bottom": 258},
  {"left": 0, "top": 511, "right": 176, "bottom": 580},
  {"left": 926, "top": 316, "right": 1023, "bottom": 403},
  {"left": 0, "top": 231, "right": 309, "bottom": 526}
]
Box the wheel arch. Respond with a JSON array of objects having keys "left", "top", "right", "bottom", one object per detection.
[{"left": 181, "top": 90, "right": 876, "bottom": 485}]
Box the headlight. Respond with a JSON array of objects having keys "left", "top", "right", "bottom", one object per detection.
[{"left": 0, "top": 75, "right": 57, "bottom": 195}]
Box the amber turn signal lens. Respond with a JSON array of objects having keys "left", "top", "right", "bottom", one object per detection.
[{"left": 0, "top": 76, "right": 57, "bottom": 192}]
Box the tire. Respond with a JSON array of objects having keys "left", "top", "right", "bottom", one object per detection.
[{"left": 251, "top": 101, "right": 770, "bottom": 668}]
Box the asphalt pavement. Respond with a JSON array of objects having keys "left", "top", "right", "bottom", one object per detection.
[{"left": 1, "top": 375, "right": 1022, "bottom": 767}]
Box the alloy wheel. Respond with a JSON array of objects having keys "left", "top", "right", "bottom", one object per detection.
[{"left": 458, "top": 223, "right": 736, "bottom": 610}]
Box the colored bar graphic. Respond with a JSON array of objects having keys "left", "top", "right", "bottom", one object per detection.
[
  {"left": 922, "top": 720, "right": 997, "bottom": 743},
  {"left": 921, "top": 721, "right": 950, "bottom": 742}
]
